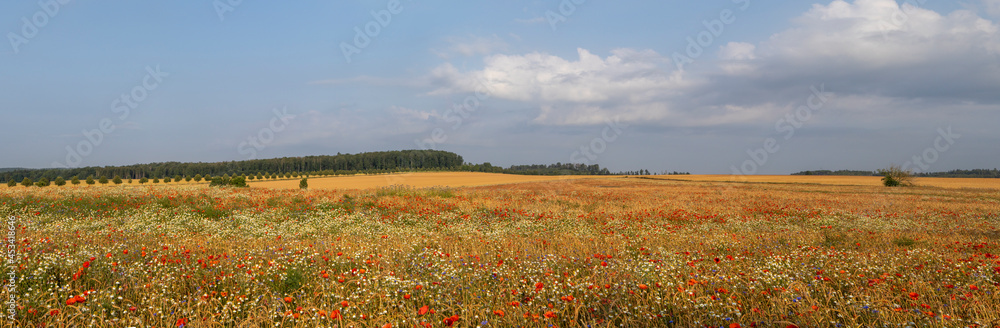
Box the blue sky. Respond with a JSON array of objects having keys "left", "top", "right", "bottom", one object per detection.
[{"left": 2, "top": 0, "right": 998, "bottom": 174}]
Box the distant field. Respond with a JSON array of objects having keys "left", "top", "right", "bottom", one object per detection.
[
  {"left": 645, "top": 174, "right": 1000, "bottom": 189},
  {"left": 250, "top": 172, "right": 614, "bottom": 190},
  {"left": 4, "top": 173, "right": 998, "bottom": 190}
]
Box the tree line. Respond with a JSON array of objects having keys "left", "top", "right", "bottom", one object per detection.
[
  {"left": 793, "top": 168, "right": 1000, "bottom": 178},
  {"left": 1, "top": 150, "right": 463, "bottom": 183}
]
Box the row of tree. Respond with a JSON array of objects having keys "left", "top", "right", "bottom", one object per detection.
[
  {"left": 1, "top": 150, "right": 464, "bottom": 183},
  {"left": 9, "top": 173, "right": 215, "bottom": 187},
  {"left": 794, "top": 168, "right": 1000, "bottom": 178}
]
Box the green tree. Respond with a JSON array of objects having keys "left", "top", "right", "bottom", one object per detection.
[
  {"left": 54, "top": 177, "right": 66, "bottom": 186},
  {"left": 163, "top": 177, "right": 172, "bottom": 183},
  {"left": 299, "top": 178, "right": 308, "bottom": 190},
  {"left": 152, "top": 178, "right": 160, "bottom": 183},
  {"left": 878, "top": 165, "right": 914, "bottom": 187},
  {"left": 193, "top": 174, "right": 203, "bottom": 182},
  {"left": 230, "top": 176, "right": 247, "bottom": 187},
  {"left": 35, "top": 178, "right": 49, "bottom": 187},
  {"left": 128, "top": 179, "right": 133, "bottom": 184},
  {"left": 70, "top": 176, "right": 80, "bottom": 185},
  {"left": 6, "top": 180, "right": 16, "bottom": 187},
  {"left": 174, "top": 175, "right": 182, "bottom": 183},
  {"left": 85, "top": 176, "right": 96, "bottom": 185},
  {"left": 98, "top": 176, "right": 109, "bottom": 184},
  {"left": 113, "top": 176, "right": 123, "bottom": 185},
  {"left": 205, "top": 174, "right": 212, "bottom": 181},
  {"left": 139, "top": 177, "right": 148, "bottom": 184},
  {"left": 21, "top": 178, "right": 32, "bottom": 187},
  {"left": 185, "top": 176, "right": 192, "bottom": 182}
]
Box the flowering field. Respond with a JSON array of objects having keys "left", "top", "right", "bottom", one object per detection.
[{"left": 1, "top": 178, "right": 999, "bottom": 327}]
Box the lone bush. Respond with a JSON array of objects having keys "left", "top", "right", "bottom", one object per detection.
[{"left": 878, "top": 165, "right": 913, "bottom": 187}]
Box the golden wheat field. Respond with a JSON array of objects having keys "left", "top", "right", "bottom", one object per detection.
[
  {"left": 645, "top": 175, "right": 1000, "bottom": 190},
  {"left": 1, "top": 176, "right": 998, "bottom": 327},
  {"left": 250, "top": 172, "right": 613, "bottom": 190}
]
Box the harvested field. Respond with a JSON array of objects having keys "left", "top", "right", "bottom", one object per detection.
[
  {"left": 249, "top": 172, "right": 615, "bottom": 190},
  {"left": 643, "top": 175, "right": 1000, "bottom": 189}
]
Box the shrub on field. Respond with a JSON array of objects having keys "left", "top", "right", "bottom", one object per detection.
[
  {"left": 299, "top": 178, "right": 308, "bottom": 190},
  {"left": 113, "top": 176, "right": 123, "bottom": 185},
  {"left": 164, "top": 177, "right": 172, "bottom": 183},
  {"left": 70, "top": 176, "right": 80, "bottom": 185},
  {"left": 878, "top": 165, "right": 913, "bottom": 187},
  {"left": 21, "top": 178, "right": 32, "bottom": 187},
  {"left": 98, "top": 176, "right": 109, "bottom": 184},
  {"left": 139, "top": 177, "right": 148, "bottom": 184},
  {"left": 184, "top": 176, "right": 192, "bottom": 182},
  {"left": 35, "top": 178, "right": 49, "bottom": 187},
  {"left": 85, "top": 176, "right": 95, "bottom": 185},
  {"left": 6, "top": 180, "right": 16, "bottom": 187},
  {"left": 194, "top": 174, "right": 203, "bottom": 182},
  {"left": 152, "top": 178, "right": 160, "bottom": 183},
  {"left": 54, "top": 177, "right": 65, "bottom": 186}
]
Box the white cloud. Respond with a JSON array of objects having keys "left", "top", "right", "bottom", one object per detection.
[
  {"left": 718, "top": 42, "right": 756, "bottom": 61},
  {"left": 429, "top": 48, "right": 693, "bottom": 125},
  {"left": 985, "top": 0, "right": 1000, "bottom": 16},
  {"left": 756, "top": 0, "right": 1000, "bottom": 69},
  {"left": 718, "top": 42, "right": 757, "bottom": 74},
  {"left": 361, "top": 0, "right": 1000, "bottom": 129},
  {"left": 435, "top": 35, "right": 509, "bottom": 59}
]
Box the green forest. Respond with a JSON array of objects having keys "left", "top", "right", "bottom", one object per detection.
[
  {"left": 1, "top": 150, "right": 463, "bottom": 183},
  {"left": 1, "top": 150, "right": 621, "bottom": 184}
]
